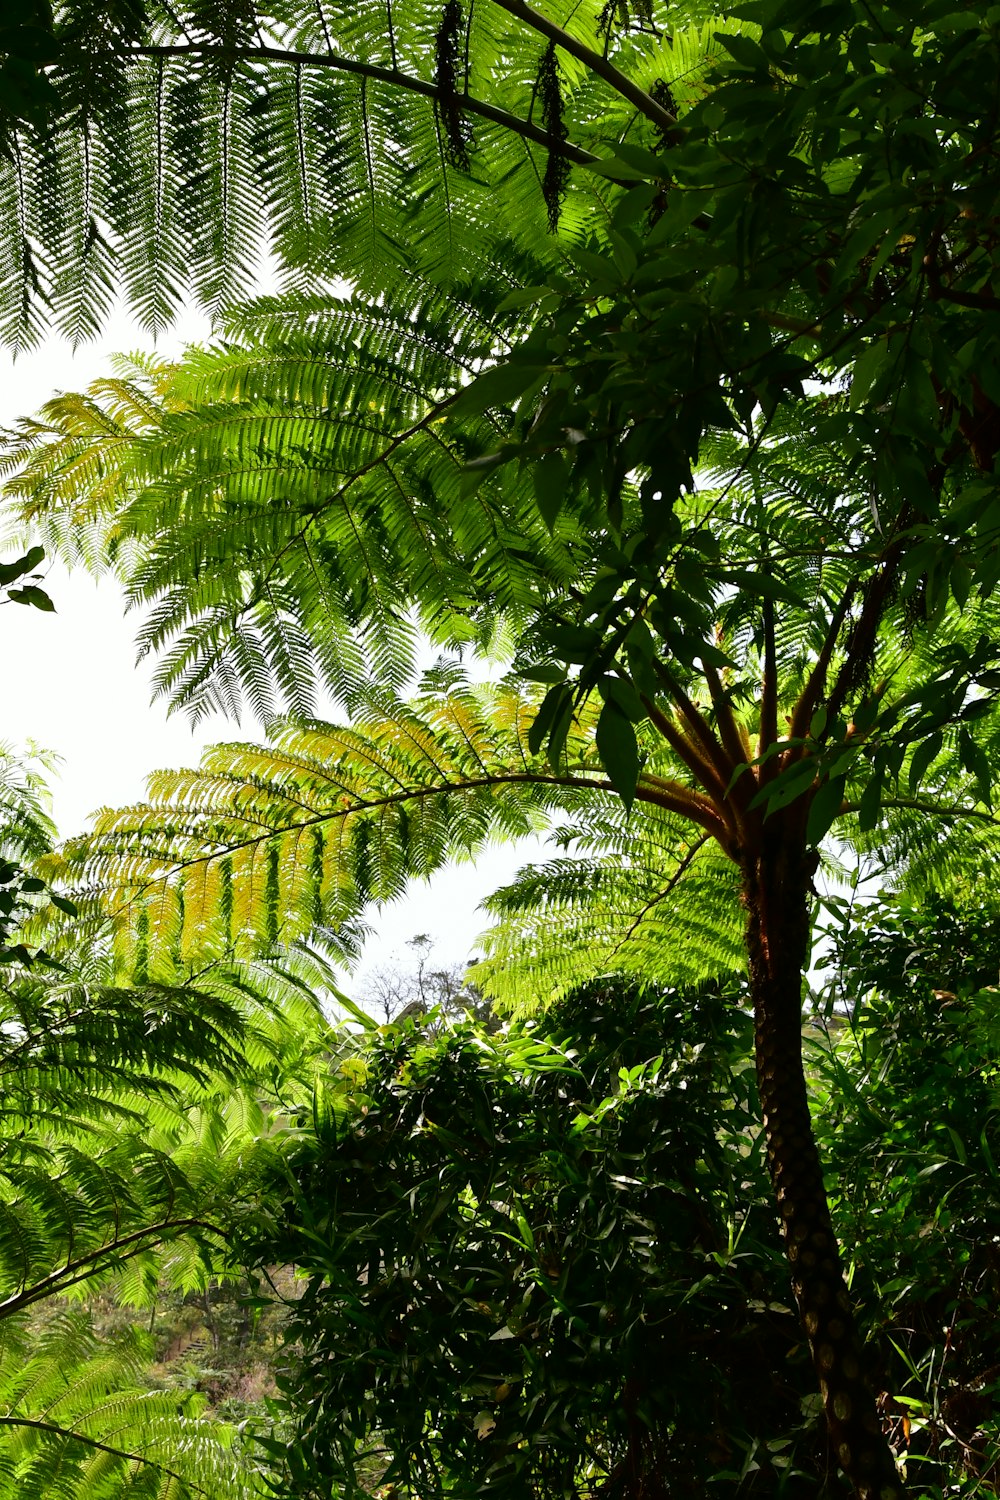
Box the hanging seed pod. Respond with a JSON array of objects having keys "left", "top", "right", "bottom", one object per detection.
[
  {"left": 434, "top": 0, "right": 472, "bottom": 170},
  {"left": 537, "top": 42, "right": 569, "bottom": 231}
]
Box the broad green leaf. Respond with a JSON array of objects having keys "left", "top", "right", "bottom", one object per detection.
[
  {"left": 451, "top": 362, "right": 549, "bottom": 419},
  {"left": 533, "top": 451, "right": 569, "bottom": 530},
  {"left": 0, "top": 545, "right": 43, "bottom": 584},
  {"left": 595, "top": 700, "right": 640, "bottom": 809},
  {"left": 8, "top": 583, "right": 54, "bottom": 610},
  {"left": 908, "top": 732, "right": 943, "bottom": 795},
  {"left": 806, "top": 774, "right": 847, "bottom": 847}
]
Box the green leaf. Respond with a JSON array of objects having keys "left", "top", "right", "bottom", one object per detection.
[
  {"left": 806, "top": 774, "right": 847, "bottom": 847},
  {"left": 495, "top": 286, "right": 558, "bottom": 313},
  {"left": 595, "top": 700, "right": 640, "bottom": 809},
  {"left": 7, "top": 584, "right": 54, "bottom": 610},
  {"left": 599, "top": 674, "right": 645, "bottom": 723},
  {"left": 585, "top": 155, "right": 652, "bottom": 184},
  {"left": 958, "top": 727, "right": 993, "bottom": 807},
  {"left": 0, "top": 545, "right": 44, "bottom": 584},
  {"left": 715, "top": 32, "right": 769, "bottom": 70},
  {"left": 533, "top": 451, "right": 569, "bottom": 530},
  {"left": 849, "top": 340, "right": 892, "bottom": 410},
  {"left": 528, "top": 681, "right": 574, "bottom": 761},
  {"left": 451, "top": 361, "right": 548, "bottom": 419},
  {"left": 907, "top": 732, "right": 942, "bottom": 795},
  {"left": 611, "top": 143, "right": 669, "bottom": 177},
  {"left": 748, "top": 757, "right": 816, "bottom": 815},
  {"left": 520, "top": 662, "right": 566, "bottom": 684},
  {"left": 0, "top": 23, "right": 58, "bottom": 63},
  {"left": 565, "top": 245, "right": 622, "bottom": 291},
  {"left": 715, "top": 568, "right": 806, "bottom": 607},
  {"left": 857, "top": 774, "right": 883, "bottom": 833},
  {"left": 951, "top": 559, "right": 972, "bottom": 609}
]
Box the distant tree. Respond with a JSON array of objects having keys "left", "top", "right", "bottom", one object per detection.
[{"left": 362, "top": 934, "right": 496, "bottom": 1029}]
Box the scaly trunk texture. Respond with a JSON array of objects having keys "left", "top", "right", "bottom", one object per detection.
[{"left": 743, "top": 835, "right": 905, "bottom": 1500}]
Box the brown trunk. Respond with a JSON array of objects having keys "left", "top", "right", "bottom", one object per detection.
[{"left": 743, "top": 831, "right": 905, "bottom": 1500}]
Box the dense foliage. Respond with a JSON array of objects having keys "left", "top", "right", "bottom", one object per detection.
[
  {"left": 244, "top": 979, "right": 803, "bottom": 1499},
  {"left": 814, "top": 896, "right": 1000, "bottom": 1491},
  {"left": 244, "top": 916, "right": 1000, "bottom": 1499},
  {"left": 0, "top": 743, "right": 339, "bottom": 1497}
]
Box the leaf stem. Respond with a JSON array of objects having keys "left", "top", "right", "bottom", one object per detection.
[
  {"left": 0, "top": 1417, "right": 211, "bottom": 1495},
  {"left": 488, "top": 0, "right": 676, "bottom": 132},
  {"left": 132, "top": 43, "right": 599, "bottom": 165}
]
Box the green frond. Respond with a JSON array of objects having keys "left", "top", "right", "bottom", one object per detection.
[
  {"left": 45, "top": 673, "right": 613, "bottom": 971},
  {"left": 0, "top": 934, "right": 332, "bottom": 1327},
  {"left": 473, "top": 803, "right": 743, "bottom": 1007},
  {"left": 0, "top": 1312, "right": 261, "bottom": 1499},
  {"left": 0, "top": 0, "right": 714, "bottom": 343},
  {"left": 3, "top": 280, "right": 576, "bottom": 722},
  {"left": 0, "top": 743, "right": 56, "bottom": 864}
]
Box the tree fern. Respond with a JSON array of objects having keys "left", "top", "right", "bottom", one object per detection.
[
  {"left": 0, "top": 753, "right": 343, "bottom": 1499},
  {"left": 0, "top": 952, "right": 315, "bottom": 1300},
  {"left": 42, "top": 672, "right": 603, "bottom": 969},
  {"left": 474, "top": 830, "right": 742, "bottom": 1010},
  {"left": 10, "top": 359, "right": 1000, "bottom": 999},
  {"left": 4, "top": 1, "right": 999, "bottom": 1487},
  {"left": 0, "top": 922, "right": 338, "bottom": 1499}
]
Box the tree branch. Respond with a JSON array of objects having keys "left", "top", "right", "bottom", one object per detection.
[
  {"left": 488, "top": 0, "right": 676, "bottom": 133},
  {"left": 786, "top": 584, "right": 858, "bottom": 748},
  {"left": 636, "top": 774, "right": 733, "bottom": 844},
  {"left": 840, "top": 797, "right": 1000, "bottom": 826},
  {"left": 702, "top": 657, "right": 753, "bottom": 798},
  {"left": 758, "top": 595, "right": 778, "bottom": 779},
  {"left": 642, "top": 694, "right": 730, "bottom": 804},
  {"left": 84, "top": 763, "right": 737, "bottom": 939},
  {"left": 653, "top": 664, "right": 740, "bottom": 800},
  {"left": 0, "top": 1218, "right": 224, "bottom": 1319},
  {"left": 131, "top": 43, "right": 599, "bottom": 166}
]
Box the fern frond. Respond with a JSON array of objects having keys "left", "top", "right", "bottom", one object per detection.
[
  {"left": 2, "top": 281, "right": 575, "bottom": 722},
  {"left": 0, "top": 1312, "right": 261, "bottom": 1499},
  {"left": 44, "top": 674, "right": 611, "bottom": 971},
  {"left": 0, "top": 0, "right": 729, "bottom": 343}
]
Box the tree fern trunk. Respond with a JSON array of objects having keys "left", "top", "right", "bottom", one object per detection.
[{"left": 743, "top": 840, "right": 905, "bottom": 1500}]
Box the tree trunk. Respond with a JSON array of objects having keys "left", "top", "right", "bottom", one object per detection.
[{"left": 743, "top": 834, "right": 905, "bottom": 1500}]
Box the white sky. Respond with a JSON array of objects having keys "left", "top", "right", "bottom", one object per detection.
[{"left": 0, "top": 311, "right": 546, "bottom": 992}]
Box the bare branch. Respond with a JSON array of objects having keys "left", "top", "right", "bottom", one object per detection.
[
  {"left": 654, "top": 667, "right": 735, "bottom": 775},
  {"left": 758, "top": 595, "right": 778, "bottom": 778},
  {"left": 642, "top": 694, "right": 730, "bottom": 803},
  {"left": 786, "top": 584, "right": 858, "bottom": 747},
  {"left": 702, "top": 657, "right": 753, "bottom": 796}
]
